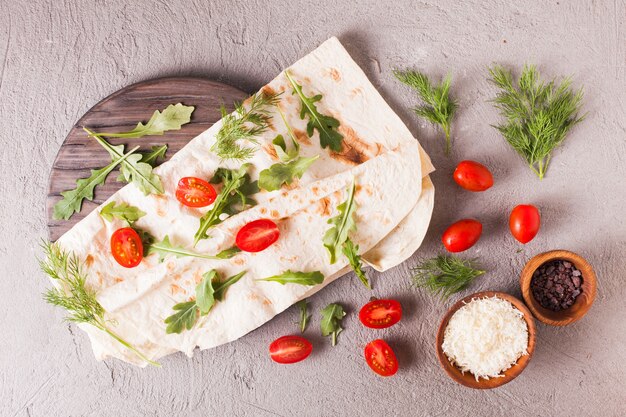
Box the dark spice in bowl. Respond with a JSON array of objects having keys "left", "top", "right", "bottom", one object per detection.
[{"left": 530, "top": 260, "right": 583, "bottom": 311}]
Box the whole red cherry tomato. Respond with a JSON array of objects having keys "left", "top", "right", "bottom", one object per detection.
[
  {"left": 509, "top": 204, "right": 540, "bottom": 244},
  {"left": 453, "top": 160, "right": 494, "bottom": 192},
  {"left": 442, "top": 219, "right": 482, "bottom": 252}
]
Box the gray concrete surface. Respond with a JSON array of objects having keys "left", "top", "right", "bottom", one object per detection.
[{"left": 1, "top": 1, "right": 625, "bottom": 416}]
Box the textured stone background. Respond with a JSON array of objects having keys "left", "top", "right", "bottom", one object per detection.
[{"left": 1, "top": 1, "right": 625, "bottom": 416}]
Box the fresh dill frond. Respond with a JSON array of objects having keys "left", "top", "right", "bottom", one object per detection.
[
  {"left": 211, "top": 92, "right": 281, "bottom": 160},
  {"left": 394, "top": 70, "right": 458, "bottom": 155},
  {"left": 39, "top": 241, "right": 160, "bottom": 366},
  {"left": 411, "top": 255, "right": 485, "bottom": 300},
  {"left": 488, "top": 64, "right": 585, "bottom": 179}
]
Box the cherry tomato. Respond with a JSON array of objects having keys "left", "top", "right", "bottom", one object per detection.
[
  {"left": 509, "top": 204, "right": 541, "bottom": 244},
  {"left": 110, "top": 227, "right": 143, "bottom": 268},
  {"left": 236, "top": 219, "right": 280, "bottom": 252},
  {"left": 269, "top": 335, "right": 313, "bottom": 364},
  {"left": 175, "top": 177, "right": 217, "bottom": 208},
  {"left": 442, "top": 219, "right": 482, "bottom": 252},
  {"left": 453, "top": 160, "right": 494, "bottom": 192},
  {"left": 359, "top": 299, "right": 402, "bottom": 329},
  {"left": 364, "top": 339, "right": 398, "bottom": 377}
]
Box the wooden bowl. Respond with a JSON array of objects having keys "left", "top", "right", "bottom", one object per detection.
[
  {"left": 520, "top": 250, "right": 597, "bottom": 326},
  {"left": 436, "top": 291, "right": 537, "bottom": 389}
]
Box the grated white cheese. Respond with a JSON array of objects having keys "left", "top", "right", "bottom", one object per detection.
[{"left": 442, "top": 296, "right": 529, "bottom": 381}]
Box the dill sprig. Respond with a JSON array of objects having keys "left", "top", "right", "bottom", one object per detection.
[
  {"left": 411, "top": 255, "right": 485, "bottom": 300},
  {"left": 488, "top": 65, "right": 585, "bottom": 179},
  {"left": 39, "top": 241, "right": 160, "bottom": 367},
  {"left": 211, "top": 92, "right": 281, "bottom": 160},
  {"left": 394, "top": 70, "right": 457, "bottom": 155}
]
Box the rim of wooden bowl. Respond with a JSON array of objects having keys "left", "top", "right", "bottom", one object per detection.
[
  {"left": 435, "top": 291, "right": 537, "bottom": 389},
  {"left": 519, "top": 250, "right": 597, "bottom": 326}
]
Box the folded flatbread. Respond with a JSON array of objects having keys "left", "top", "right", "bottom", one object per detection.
[{"left": 56, "top": 37, "right": 435, "bottom": 366}]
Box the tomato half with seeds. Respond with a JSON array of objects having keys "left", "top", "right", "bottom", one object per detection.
[
  {"left": 359, "top": 299, "right": 402, "bottom": 329},
  {"left": 269, "top": 335, "right": 313, "bottom": 364},
  {"left": 509, "top": 204, "right": 541, "bottom": 244},
  {"left": 175, "top": 177, "right": 217, "bottom": 208},
  {"left": 110, "top": 227, "right": 143, "bottom": 268},
  {"left": 236, "top": 219, "right": 280, "bottom": 252},
  {"left": 453, "top": 160, "right": 494, "bottom": 192},
  {"left": 364, "top": 339, "right": 398, "bottom": 377},
  {"left": 442, "top": 219, "right": 482, "bottom": 253}
]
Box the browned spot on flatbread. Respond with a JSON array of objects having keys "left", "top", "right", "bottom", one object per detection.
[
  {"left": 193, "top": 270, "right": 204, "bottom": 285},
  {"left": 259, "top": 207, "right": 267, "bottom": 215},
  {"left": 170, "top": 284, "right": 183, "bottom": 296},
  {"left": 356, "top": 184, "right": 374, "bottom": 197},
  {"left": 328, "top": 68, "right": 341, "bottom": 82},
  {"left": 96, "top": 272, "right": 103, "bottom": 286},
  {"left": 317, "top": 197, "right": 332, "bottom": 216},
  {"left": 262, "top": 85, "right": 277, "bottom": 96},
  {"left": 85, "top": 254, "right": 94, "bottom": 267},
  {"left": 167, "top": 261, "right": 176, "bottom": 273},
  {"left": 113, "top": 277, "right": 124, "bottom": 283},
  {"left": 263, "top": 298, "right": 273, "bottom": 306},
  {"left": 351, "top": 87, "right": 363, "bottom": 96},
  {"left": 153, "top": 194, "right": 168, "bottom": 217},
  {"left": 270, "top": 210, "right": 280, "bottom": 219},
  {"left": 312, "top": 186, "right": 320, "bottom": 196},
  {"left": 262, "top": 142, "right": 279, "bottom": 161},
  {"left": 233, "top": 257, "right": 245, "bottom": 266},
  {"left": 293, "top": 129, "right": 312, "bottom": 146},
  {"left": 330, "top": 125, "right": 385, "bottom": 166},
  {"left": 281, "top": 191, "right": 288, "bottom": 197}
]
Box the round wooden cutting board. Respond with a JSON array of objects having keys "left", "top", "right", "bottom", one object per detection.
[{"left": 47, "top": 77, "right": 248, "bottom": 241}]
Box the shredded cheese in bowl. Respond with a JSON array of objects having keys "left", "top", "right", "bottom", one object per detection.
[{"left": 442, "top": 296, "right": 529, "bottom": 380}]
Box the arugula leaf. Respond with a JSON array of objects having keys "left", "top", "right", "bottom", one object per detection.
[
  {"left": 259, "top": 108, "right": 319, "bottom": 192},
  {"left": 342, "top": 239, "right": 369, "bottom": 289},
  {"left": 146, "top": 235, "right": 240, "bottom": 262},
  {"left": 297, "top": 300, "right": 311, "bottom": 333},
  {"left": 257, "top": 270, "right": 325, "bottom": 286},
  {"left": 117, "top": 144, "right": 168, "bottom": 182},
  {"left": 196, "top": 270, "right": 217, "bottom": 315},
  {"left": 99, "top": 201, "right": 146, "bottom": 225},
  {"left": 84, "top": 129, "right": 164, "bottom": 195},
  {"left": 164, "top": 270, "right": 245, "bottom": 334},
  {"left": 214, "top": 271, "right": 246, "bottom": 301},
  {"left": 194, "top": 164, "right": 258, "bottom": 246},
  {"left": 320, "top": 303, "right": 346, "bottom": 347},
  {"left": 52, "top": 145, "right": 140, "bottom": 220},
  {"left": 285, "top": 71, "right": 343, "bottom": 152},
  {"left": 259, "top": 155, "right": 318, "bottom": 192},
  {"left": 323, "top": 179, "right": 357, "bottom": 264},
  {"left": 94, "top": 104, "right": 194, "bottom": 138},
  {"left": 165, "top": 301, "right": 199, "bottom": 334}
]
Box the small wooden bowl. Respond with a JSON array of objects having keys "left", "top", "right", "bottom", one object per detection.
[
  {"left": 520, "top": 250, "right": 597, "bottom": 326},
  {"left": 436, "top": 291, "right": 536, "bottom": 389}
]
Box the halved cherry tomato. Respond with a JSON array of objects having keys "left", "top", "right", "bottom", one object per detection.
[
  {"left": 453, "top": 160, "right": 494, "bottom": 192},
  {"left": 364, "top": 339, "right": 398, "bottom": 377},
  {"left": 110, "top": 227, "right": 143, "bottom": 268},
  {"left": 509, "top": 204, "right": 540, "bottom": 244},
  {"left": 236, "top": 219, "right": 280, "bottom": 252},
  {"left": 269, "top": 335, "right": 312, "bottom": 364},
  {"left": 175, "top": 177, "right": 217, "bottom": 208},
  {"left": 359, "top": 299, "right": 402, "bottom": 329},
  {"left": 442, "top": 219, "right": 482, "bottom": 252}
]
